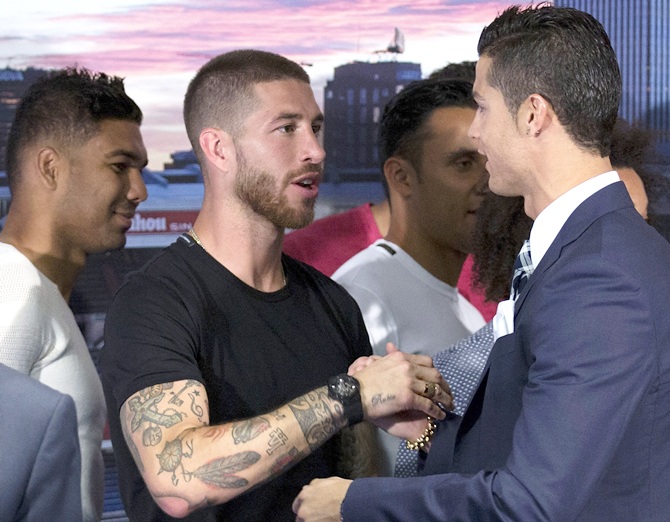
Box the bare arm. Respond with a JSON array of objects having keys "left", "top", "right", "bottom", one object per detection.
[{"left": 121, "top": 351, "right": 451, "bottom": 518}]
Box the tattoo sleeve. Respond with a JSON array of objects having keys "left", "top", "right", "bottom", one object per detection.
[
  {"left": 287, "top": 388, "right": 346, "bottom": 451},
  {"left": 120, "top": 380, "right": 345, "bottom": 515}
]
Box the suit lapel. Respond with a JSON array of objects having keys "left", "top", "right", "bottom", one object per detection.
[{"left": 514, "top": 181, "right": 633, "bottom": 312}]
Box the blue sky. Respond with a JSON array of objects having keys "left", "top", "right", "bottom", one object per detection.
[{"left": 3, "top": 1, "right": 513, "bottom": 168}]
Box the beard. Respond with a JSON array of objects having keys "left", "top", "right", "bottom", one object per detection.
[{"left": 234, "top": 149, "right": 319, "bottom": 229}]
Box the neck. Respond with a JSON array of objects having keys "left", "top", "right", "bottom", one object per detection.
[
  {"left": 385, "top": 222, "right": 465, "bottom": 287},
  {"left": 192, "top": 200, "right": 287, "bottom": 292},
  {"left": 0, "top": 227, "right": 83, "bottom": 300},
  {"left": 523, "top": 138, "right": 613, "bottom": 220},
  {"left": 370, "top": 199, "right": 391, "bottom": 236}
]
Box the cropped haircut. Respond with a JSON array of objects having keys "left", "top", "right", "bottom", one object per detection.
[
  {"left": 429, "top": 61, "right": 476, "bottom": 83},
  {"left": 379, "top": 78, "right": 476, "bottom": 198},
  {"left": 478, "top": 4, "right": 621, "bottom": 156},
  {"left": 6, "top": 67, "right": 142, "bottom": 194},
  {"left": 183, "top": 49, "right": 310, "bottom": 162}
]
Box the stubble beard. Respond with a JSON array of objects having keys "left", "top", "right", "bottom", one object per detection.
[{"left": 235, "top": 152, "right": 317, "bottom": 230}]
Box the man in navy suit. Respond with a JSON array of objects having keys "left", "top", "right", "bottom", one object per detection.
[
  {"left": 293, "top": 5, "right": 670, "bottom": 521},
  {"left": 0, "top": 363, "right": 83, "bottom": 521}
]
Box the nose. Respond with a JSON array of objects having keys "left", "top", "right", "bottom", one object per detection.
[
  {"left": 468, "top": 112, "right": 481, "bottom": 140},
  {"left": 128, "top": 168, "right": 148, "bottom": 204},
  {"left": 303, "top": 131, "right": 326, "bottom": 165}
]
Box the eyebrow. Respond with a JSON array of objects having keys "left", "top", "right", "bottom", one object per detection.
[
  {"left": 106, "top": 149, "right": 149, "bottom": 169},
  {"left": 446, "top": 148, "right": 481, "bottom": 163},
  {"left": 270, "top": 112, "right": 325, "bottom": 125}
]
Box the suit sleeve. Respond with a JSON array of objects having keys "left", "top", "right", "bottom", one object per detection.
[
  {"left": 24, "top": 393, "right": 83, "bottom": 522},
  {"left": 343, "top": 253, "right": 657, "bottom": 520}
]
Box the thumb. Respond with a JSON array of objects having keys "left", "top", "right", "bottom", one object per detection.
[{"left": 385, "top": 342, "right": 401, "bottom": 355}]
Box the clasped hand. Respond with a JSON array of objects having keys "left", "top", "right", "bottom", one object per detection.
[{"left": 349, "top": 342, "right": 452, "bottom": 440}]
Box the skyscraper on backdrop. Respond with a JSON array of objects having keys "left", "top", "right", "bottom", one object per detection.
[
  {"left": 323, "top": 60, "right": 421, "bottom": 183},
  {"left": 553, "top": 0, "right": 670, "bottom": 156},
  {"left": 0, "top": 67, "right": 50, "bottom": 171}
]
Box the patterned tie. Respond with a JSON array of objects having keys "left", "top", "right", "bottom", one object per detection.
[
  {"left": 394, "top": 323, "right": 495, "bottom": 477},
  {"left": 509, "top": 239, "right": 534, "bottom": 300}
]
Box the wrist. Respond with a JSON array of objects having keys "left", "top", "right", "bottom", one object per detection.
[
  {"left": 327, "top": 374, "right": 364, "bottom": 426},
  {"left": 405, "top": 417, "right": 436, "bottom": 452}
]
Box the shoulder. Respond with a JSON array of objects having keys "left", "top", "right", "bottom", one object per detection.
[
  {"left": 113, "top": 238, "right": 195, "bottom": 298},
  {"left": 0, "top": 363, "right": 76, "bottom": 420},
  {"left": 332, "top": 241, "right": 399, "bottom": 283},
  {"left": 284, "top": 255, "right": 364, "bottom": 311},
  {"left": 0, "top": 243, "right": 49, "bottom": 297}
]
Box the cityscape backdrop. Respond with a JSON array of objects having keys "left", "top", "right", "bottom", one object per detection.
[{"left": 3, "top": 0, "right": 513, "bottom": 169}]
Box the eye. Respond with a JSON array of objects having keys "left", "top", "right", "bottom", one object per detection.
[
  {"left": 312, "top": 124, "right": 322, "bottom": 137},
  {"left": 454, "top": 158, "right": 475, "bottom": 170},
  {"left": 278, "top": 124, "right": 296, "bottom": 134},
  {"left": 111, "top": 163, "right": 129, "bottom": 174}
]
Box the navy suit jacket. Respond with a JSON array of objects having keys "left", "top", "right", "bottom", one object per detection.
[
  {"left": 343, "top": 182, "right": 670, "bottom": 521},
  {"left": 0, "top": 364, "right": 83, "bottom": 522}
]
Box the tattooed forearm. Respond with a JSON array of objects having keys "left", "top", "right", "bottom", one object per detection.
[
  {"left": 155, "top": 433, "right": 261, "bottom": 490},
  {"left": 270, "top": 447, "right": 302, "bottom": 475},
  {"left": 193, "top": 452, "right": 260, "bottom": 488},
  {"left": 287, "top": 389, "right": 344, "bottom": 451},
  {"left": 232, "top": 417, "right": 270, "bottom": 444},
  {"left": 202, "top": 425, "right": 228, "bottom": 442},
  {"left": 266, "top": 428, "right": 288, "bottom": 455},
  {"left": 268, "top": 409, "right": 286, "bottom": 421}
]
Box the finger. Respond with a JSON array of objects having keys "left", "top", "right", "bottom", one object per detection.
[
  {"left": 347, "top": 356, "right": 381, "bottom": 375},
  {"left": 434, "top": 387, "right": 454, "bottom": 411},
  {"left": 421, "top": 381, "right": 438, "bottom": 399},
  {"left": 291, "top": 489, "right": 304, "bottom": 515},
  {"left": 402, "top": 352, "right": 436, "bottom": 368},
  {"left": 414, "top": 379, "right": 453, "bottom": 413},
  {"left": 412, "top": 365, "right": 446, "bottom": 386},
  {"left": 385, "top": 342, "right": 401, "bottom": 354}
]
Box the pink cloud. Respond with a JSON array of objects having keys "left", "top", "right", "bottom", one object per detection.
[{"left": 15, "top": 1, "right": 508, "bottom": 76}]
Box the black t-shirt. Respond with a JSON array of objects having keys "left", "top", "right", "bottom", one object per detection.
[{"left": 101, "top": 234, "right": 372, "bottom": 521}]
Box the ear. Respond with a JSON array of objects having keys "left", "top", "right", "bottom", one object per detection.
[
  {"left": 383, "top": 156, "right": 414, "bottom": 198},
  {"left": 199, "top": 128, "right": 235, "bottom": 172},
  {"left": 520, "top": 93, "right": 553, "bottom": 137},
  {"left": 36, "top": 147, "right": 60, "bottom": 190}
]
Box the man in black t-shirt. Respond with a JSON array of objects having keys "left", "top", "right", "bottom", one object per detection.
[{"left": 101, "top": 49, "right": 452, "bottom": 522}]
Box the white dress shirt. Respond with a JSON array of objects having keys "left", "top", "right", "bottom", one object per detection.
[{"left": 493, "top": 171, "right": 620, "bottom": 340}]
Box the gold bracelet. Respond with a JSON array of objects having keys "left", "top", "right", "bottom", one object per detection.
[{"left": 405, "top": 416, "right": 437, "bottom": 451}]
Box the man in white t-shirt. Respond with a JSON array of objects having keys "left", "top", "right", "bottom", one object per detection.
[
  {"left": 333, "top": 78, "right": 488, "bottom": 475},
  {"left": 0, "top": 68, "right": 148, "bottom": 521}
]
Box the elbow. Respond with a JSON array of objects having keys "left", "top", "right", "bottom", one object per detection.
[{"left": 154, "top": 495, "right": 197, "bottom": 519}]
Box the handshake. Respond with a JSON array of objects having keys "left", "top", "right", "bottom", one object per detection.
[
  {"left": 293, "top": 343, "right": 452, "bottom": 521},
  {"left": 346, "top": 342, "right": 452, "bottom": 448}
]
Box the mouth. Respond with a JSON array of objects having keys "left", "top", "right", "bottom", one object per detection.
[
  {"left": 114, "top": 208, "right": 137, "bottom": 230},
  {"left": 291, "top": 171, "right": 322, "bottom": 192}
]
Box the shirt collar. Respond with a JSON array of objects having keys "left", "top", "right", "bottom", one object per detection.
[{"left": 529, "top": 171, "right": 619, "bottom": 268}]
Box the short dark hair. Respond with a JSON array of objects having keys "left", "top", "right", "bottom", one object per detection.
[
  {"left": 6, "top": 67, "right": 142, "bottom": 194},
  {"left": 379, "top": 78, "right": 476, "bottom": 198},
  {"left": 429, "top": 61, "right": 476, "bottom": 83},
  {"left": 183, "top": 49, "right": 310, "bottom": 162},
  {"left": 478, "top": 4, "right": 621, "bottom": 156}
]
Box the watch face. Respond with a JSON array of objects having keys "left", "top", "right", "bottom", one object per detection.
[
  {"left": 330, "top": 375, "right": 359, "bottom": 401},
  {"left": 334, "top": 377, "right": 355, "bottom": 398}
]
